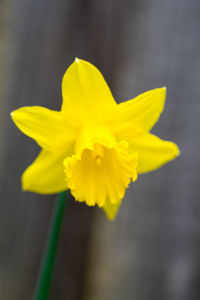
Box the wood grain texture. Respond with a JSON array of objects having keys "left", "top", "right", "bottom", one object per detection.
[
  {"left": 0, "top": 0, "right": 200, "bottom": 299},
  {"left": 82, "top": 1, "right": 200, "bottom": 300}
]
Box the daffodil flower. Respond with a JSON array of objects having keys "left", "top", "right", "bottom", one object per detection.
[{"left": 11, "top": 58, "right": 179, "bottom": 219}]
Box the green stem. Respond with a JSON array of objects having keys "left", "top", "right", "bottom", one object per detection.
[{"left": 34, "top": 191, "right": 69, "bottom": 300}]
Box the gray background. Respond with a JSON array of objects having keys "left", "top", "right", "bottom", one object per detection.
[{"left": 0, "top": 0, "right": 200, "bottom": 299}]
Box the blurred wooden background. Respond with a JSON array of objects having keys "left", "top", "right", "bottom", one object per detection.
[{"left": 0, "top": 0, "right": 200, "bottom": 299}]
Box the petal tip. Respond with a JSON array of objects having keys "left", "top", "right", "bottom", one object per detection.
[
  {"left": 22, "top": 186, "right": 27, "bottom": 192},
  {"left": 106, "top": 214, "right": 116, "bottom": 221},
  {"left": 22, "top": 174, "right": 29, "bottom": 192},
  {"left": 10, "top": 110, "right": 19, "bottom": 124},
  {"left": 162, "top": 86, "right": 167, "bottom": 95},
  {"left": 104, "top": 208, "right": 118, "bottom": 221},
  {"left": 174, "top": 143, "right": 181, "bottom": 157},
  {"left": 10, "top": 110, "right": 16, "bottom": 120},
  {"left": 160, "top": 86, "right": 167, "bottom": 95}
]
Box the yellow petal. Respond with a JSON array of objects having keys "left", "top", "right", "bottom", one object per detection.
[
  {"left": 11, "top": 106, "right": 75, "bottom": 153},
  {"left": 131, "top": 132, "right": 180, "bottom": 173},
  {"left": 63, "top": 141, "right": 138, "bottom": 209},
  {"left": 22, "top": 150, "right": 68, "bottom": 194},
  {"left": 116, "top": 87, "right": 166, "bottom": 131},
  {"left": 61, "top": 58, "right": 117, "bottom": 125},
  {"left": 103, "top": 200, "right": 121, "bottom": 220}
]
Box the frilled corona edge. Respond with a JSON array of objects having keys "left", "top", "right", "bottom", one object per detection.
[{"left": 10, "top": 58, "right": 180, "bottom": 220}]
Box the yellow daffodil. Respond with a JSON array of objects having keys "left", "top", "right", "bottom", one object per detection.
[{"left": 11, "top": 58, "right": 179, "bottom": 220}]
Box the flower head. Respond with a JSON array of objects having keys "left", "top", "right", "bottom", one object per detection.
[{"left": 11, "top": 59, "right": 179, "bottom": 219}]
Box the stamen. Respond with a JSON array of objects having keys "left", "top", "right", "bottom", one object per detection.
[
  {"left": 92, "top": 143, "right": 104, "bottom": 165},
  {"left": 96, "top": 157, "right": 102, "bottom": 165}
]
